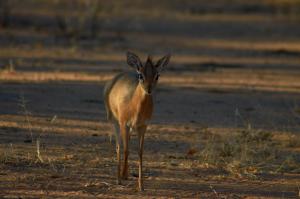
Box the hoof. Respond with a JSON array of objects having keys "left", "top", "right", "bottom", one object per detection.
[
  {"left": 116, "top": 179, "right": 121, "bottom": 185},
  {"left": 121, "top": 172, "right": 129, "bottom": 180},
  {"left": 138, "top": 182, "right": 144, "bottom": 192},
  {"left": 138, "top": 186, "right": 144, "bottom": 192}
]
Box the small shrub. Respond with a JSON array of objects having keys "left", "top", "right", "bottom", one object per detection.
[
  {"left": 55, "top": 0, "right": 103, "bottom": 40},
  {"left": 286, "top": 134, "right": 300, "bottom": 148},
  {"left": 0, "top": 0, "right": 11, "bottom": 27},
  {"left": 200, "top": 129, "right": 281, "bottom": 177},
  {"left": 1, "top": 59, "right": 15, "bottom": 73}
]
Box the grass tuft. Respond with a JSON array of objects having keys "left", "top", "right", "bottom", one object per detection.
[{"left": 200, "top": 128, "right": 300, "bottom": 177}]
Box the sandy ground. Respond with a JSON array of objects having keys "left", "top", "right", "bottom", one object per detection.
[{"left": 1, "top": 1, "right": 300, "bottom": 198}]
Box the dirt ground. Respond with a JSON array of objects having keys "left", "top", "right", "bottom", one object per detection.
[{"left": 0, "top": 1, "right": 300, "bottom": 198}]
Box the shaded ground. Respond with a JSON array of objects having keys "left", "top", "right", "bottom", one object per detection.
[{"left": 0, "top": 0, "right": 300, "bottom": 198}]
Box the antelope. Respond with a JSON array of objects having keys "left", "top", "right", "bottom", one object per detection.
[{"left": 103, "top": 52, "right": 170, "bottom": 191}]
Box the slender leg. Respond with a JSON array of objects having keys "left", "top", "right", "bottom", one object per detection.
[
  {"left": 120, "top": 123, "right": 130, "bottom": 179},
  {"left": 137, "top": 125, "right": 146, "bottom": 191},
  {"left": 113, "top": 122, "right": 121, "bottom": 185},
  {"left": 109, "top": 131, "right": 113, "bottom": 144}
]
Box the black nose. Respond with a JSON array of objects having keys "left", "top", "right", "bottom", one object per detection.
[{"left": 147, "top": 86, "right": 152, "bottom": 94}]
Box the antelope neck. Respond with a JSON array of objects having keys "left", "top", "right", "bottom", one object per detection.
[{"left": 134, "top": 83, "right": 153, "bottom": 101}]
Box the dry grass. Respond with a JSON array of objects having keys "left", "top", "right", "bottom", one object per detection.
[
  {"left": 199, "top": 129, "right": 300, "bottom": 177},
  {"left": 1, "top": 117, "right": 299, "bottom": 198}
]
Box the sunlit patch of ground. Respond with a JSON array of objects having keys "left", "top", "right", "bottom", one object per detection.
[
  {"left": 1, "top": 69, "right": 300, "bottom": 93},
  {"left": 0, "top": 113, "right": 299, "bottom": 198}
]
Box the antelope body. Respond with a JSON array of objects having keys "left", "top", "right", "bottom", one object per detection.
[{"left": 103, "top": 52, "right": 170, "bottom": 191}]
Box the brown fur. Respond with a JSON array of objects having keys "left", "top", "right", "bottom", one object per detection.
[
  {"left": 103, "top": 52, "right": 170, "bottom": 191},
  {"left": 118, "top": 84, "right": 153, "bottom": 127}
]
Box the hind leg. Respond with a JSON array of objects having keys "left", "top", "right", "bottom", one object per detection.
[
  {"left": 120, "top": 122, "right": 130, "bottom": 179},
  {"left": 113, "top": 122, "right": 121, "bottom": 184}
]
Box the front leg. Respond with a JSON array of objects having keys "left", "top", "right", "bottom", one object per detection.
[{"left": 137, "top": 125, "right": 146, "bottom": 191}]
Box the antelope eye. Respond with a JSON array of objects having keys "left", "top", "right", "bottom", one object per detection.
[{"left": 138, "top": 73, "right": 144, "bottom": 81}]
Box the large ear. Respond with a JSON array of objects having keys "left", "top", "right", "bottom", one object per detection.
[
  {"left": 156, "top": 54, "right": 171, "bottom": 72},
  {"left": 127, "top": 52, "right": 143, "bottom": 71}
]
